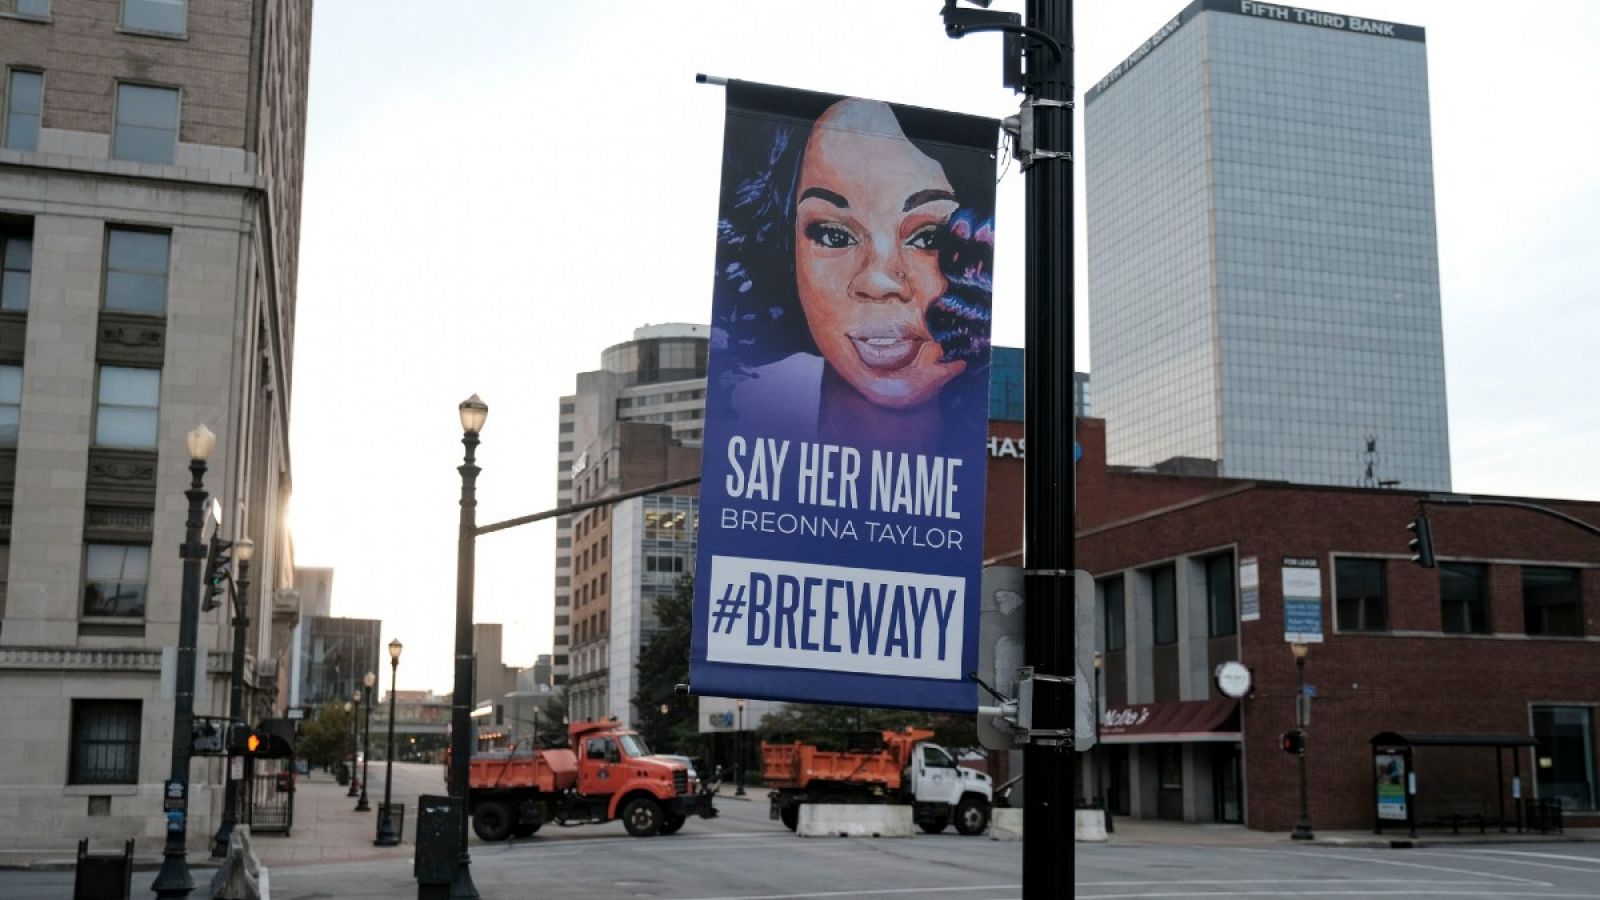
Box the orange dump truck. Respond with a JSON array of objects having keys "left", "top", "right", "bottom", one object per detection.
[
  {"left": 461, "top": 719, "right": 716, "bottom": 840},
  {"left": 762, "top": 727, "right": 992, "bottom": 835}
]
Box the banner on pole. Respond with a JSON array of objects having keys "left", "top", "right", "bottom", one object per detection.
[{"left": 691, "top": 81, "right": 998, "bottom": 712}]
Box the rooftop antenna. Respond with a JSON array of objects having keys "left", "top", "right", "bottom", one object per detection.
[{"left": 1361, "top": 433, "right": 1401, "bottom": 489}]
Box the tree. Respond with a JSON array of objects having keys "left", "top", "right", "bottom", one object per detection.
[
  {"left": 633, "top": 574, "right": 698, "bottom": 754},
  {"left": 296, "top": 701, "right": 355, "bottom": 769}
]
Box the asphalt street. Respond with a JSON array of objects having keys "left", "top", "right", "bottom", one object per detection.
[
  {"left": 1074, "top": 841, "right": 1600, "bottom": 898},
  {"left": 5, "top": 761, "right": 1598, "bottom": 898}
]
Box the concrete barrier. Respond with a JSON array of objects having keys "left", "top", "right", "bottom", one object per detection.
[
  {"left": 209, "top": 824, "right": 269, "bottom": 899},
  {"left": 1076, "top": 809, "right": 1108, "bottom": 842},
  {"left": 989, "top": 808, "right": 1024, "bottom": 841},
  {"left": 796, "top": 804, "right": 915, "bottom": 838}
]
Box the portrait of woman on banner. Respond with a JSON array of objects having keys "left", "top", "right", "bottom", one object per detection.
[{"left": 709, "top": 87, "right": 996, "bottom": 457}]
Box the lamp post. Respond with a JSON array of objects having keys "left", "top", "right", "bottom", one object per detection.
[
  {"left": 1093, "top": 651, "right": 1110, "bottom": 832},
  {"left": 448, "top": 394, "right": 487, "bottom": 899},
  {"left": 376, "top": 639, "right": 403, "bottom": 846},
  {"left": 357, "top": 671, "right": 376, "bottom": 812},
  {"left": 734, "top": 699, "right": 746, "bottom": 797},
  {"left": 1291, "top": 641, "right": 1314, "bottom": 840},
  {"left": 349, "top": 690, "right": 362, "bottom": 798},
  {"left": 151, "top": 423, "right": 216, "bottom": 899},
  {"left": 211, "top": 537, "right": 254, "bottom": 857}
]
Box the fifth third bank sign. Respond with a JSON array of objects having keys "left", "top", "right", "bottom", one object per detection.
[{"left": 690, "top": 81, "right": 998, "bottom": 713}]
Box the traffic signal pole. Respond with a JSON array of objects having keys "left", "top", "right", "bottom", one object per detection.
[
  {"left": 942, "top": 2, "right": 1076, "bottom": 895},
  {"left": 1021, "top": 2, "right": 1077, "bottom": 895}
]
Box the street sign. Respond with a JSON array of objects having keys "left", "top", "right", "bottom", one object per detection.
[{"left": 1282, "top": 558, "right": 1324, "bottom": 643}]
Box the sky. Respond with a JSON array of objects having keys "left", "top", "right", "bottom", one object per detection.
[{"left": 289, "top": 1, "right": 1600, "bottom": 696}]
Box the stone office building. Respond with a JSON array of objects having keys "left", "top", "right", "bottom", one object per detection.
[{"left": 0, "top": 0, "right": 311, "bottom": 856}]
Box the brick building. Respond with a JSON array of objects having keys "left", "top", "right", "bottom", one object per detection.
[
  {"left": 557, "top": 325, "right": 707, "bottom": 721},
  {"left": 986, "top": 418, "right": 1600, "bottom": 831},
  {"left": 1049, "top": 419, "right": 1600, "bottom": 826}
]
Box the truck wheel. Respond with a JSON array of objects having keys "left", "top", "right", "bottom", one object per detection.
[
  {"left": 779, "top": 804, "right": 799, "bottom": 831},
  {"left": 954, "top": 797, "right": 990, "bottom": 836},
  {"left": 622, "top": 797, "right": 663, "bottom": 837},
  {"left": 472, "top": 801, "right": 513, "bottom": 842},
  {"left": 659, "top": 814, "right": 687, "bottom": 835},
  {"left": 511, "top": 821, "right": 541, "bottom": 838},
  {"left": 920, "top": 820, "right": 947, "bottom": 834}
]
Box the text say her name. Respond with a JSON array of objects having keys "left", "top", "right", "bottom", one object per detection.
[{"left": 723, "top": 435, "right": 964, "bottom": 519}]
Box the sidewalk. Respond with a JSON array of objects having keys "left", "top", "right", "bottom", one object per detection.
[
  {"left": 1093, "top": 815, "right": 1600, "bottom": 849},
  {"left": 0, "top": 769, "right": 413, "bottom": 872},
  {"left": 248, "top": 769, "right": 414, "bottom": 868}
]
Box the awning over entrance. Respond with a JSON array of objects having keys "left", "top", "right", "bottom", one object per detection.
[{"left": 1100, "top": 698, "right": 1240, "bottom": 744}]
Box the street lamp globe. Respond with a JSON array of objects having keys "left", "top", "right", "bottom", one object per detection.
[
  {"left": 459, "top": 394, "right": 488, "bottom": 434},
  {"left": 389, "top": 638, "right": 403, "bottom": 662},
  {"left": 364, "top": 671, "right": 377, "bottom": 689},
  {"left": 185, "top": 423, "right": 217, "bottom": 461},
  {"left": 235, "top": 537, "right": 254, "bottom": 563}
]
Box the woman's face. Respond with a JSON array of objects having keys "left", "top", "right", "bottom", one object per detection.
[{"left": 794, "top": 100, "right": 965, "bottom": 410}]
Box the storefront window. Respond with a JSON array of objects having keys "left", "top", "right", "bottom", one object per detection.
[{"left": 1533, "top": 706, "right": 1597, "bottom": 811}]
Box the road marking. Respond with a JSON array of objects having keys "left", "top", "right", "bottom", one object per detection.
[
  {"left": 1456, "top": 849, "right": 1600, "bottom": 865},
  {"left": 1075, "top": 893, "right": 1600, "bottom": 899},
  {"left": 1223, "top": 847, "right": 1552, "bottom": 886},
  {"left": 1415, "top": 849, "right": 1600, "bottom": 875},
  {"left": 1076, "top": 880, "right": 1517, "bottom": 888},
  {"left": 671, "top": 885, "right": 1020, "bottom": 900},
  {"left": 1075, "top": 883, "right": 1600, "bottom": 890}
]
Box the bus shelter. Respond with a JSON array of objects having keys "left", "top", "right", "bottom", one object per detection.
[{"left": 1371, "top": 731, "right": 1542, "bottom": 838}]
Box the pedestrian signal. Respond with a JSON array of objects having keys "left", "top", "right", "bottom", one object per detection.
[{"left": 1280, "top": 729, "right": 1305, "bottom": 755}]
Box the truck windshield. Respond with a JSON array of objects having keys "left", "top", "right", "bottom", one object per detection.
[{"left": 618, "top": 734, "right": 651, "bottom": 758}]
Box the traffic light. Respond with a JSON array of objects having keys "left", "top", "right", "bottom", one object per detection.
[
  {"left": 1280, "top": 729, "right": 1305, "bottom": 755},
  {"left": 201, "top": 534, "right": 234, "bottom": 612},
  {"left": 1406, "top": 513, "right": 1436, "bottom": 568},
  {"left": 227, "top": 722, "right": 263, "bottom": 756}
]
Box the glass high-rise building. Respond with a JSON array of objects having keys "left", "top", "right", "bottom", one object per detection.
[{"left": 1086, "top": 0, "right": 1451, "bottom": 490}]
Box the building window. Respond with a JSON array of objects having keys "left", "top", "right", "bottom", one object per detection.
[
  {"left": 113, "top": 83, "right": 178, "bottom": 164},
  {"left": 1440, "top": 562, "right": 1490, "bottom": 634},
  {"left": 1101, "top": 576, "right": 1125, "bottom": 651},
  {"left": 1205, "top": 553, "right": 1236, "bottom": 637},
  {"left": 0, "top": 364, "right": 19, "bottom": 445},
  {"left": 1335, "top": 558, "right": 1387, "bottom": 632},
  {"left": 83, "top": 543, "right": 150, "bottom": 618},
  {"left": 1, "top": 230, "right": 31, "bottom": 311},
  {"left": 4, "top": 69, "right": 42, "bottom": 152},
  {"left": 8, "top": 0, "right": 52, "bottom": 19},
  {"left": 1524, "top": 567, "right": 1583, "bottom": 637},
  {"left": 1151, "top": 565, "right": 1177, "bottom": 645},
  {"left": 95, "top": 366, "right": 159, "bottom": 448},
  {"left": 121, "top": 0, "right": 186, "bottom": 34},
  {"left": 1533, "top": 706, "right": 1596, "bottom": 811},
  {"left": 69, "top": 699, "right": 141, "bottom": 785},
  {"left": 104, "top": 228, "right": 169, "bottom": 313}
]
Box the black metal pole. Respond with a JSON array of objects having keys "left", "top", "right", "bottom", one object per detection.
[
  {"left": 1095, "top": 659, "right": 1110, "bottom": 832},
  {"left": 211, "top": 555, "right": 251, "bottom": 857},
  {"left": 377, "top": 654, "right": 401, "bottom": 846},
  {"left": 734, "top": 703, "right": 746, "bottom": 797},
  {"left": 358, "top": 681, "right": 373, "bottom": 811},
  {"left": 449, "top": 424, "right": 481, "bottom": 898},
  {"left": 151, "top": 455, "right": 209, "bottom": 898},
  {"left": 348, "top": 696, "right": 360, "bottom": 797},
  {"left": 1022, "top": 1, "right": 1075, "bottom": 897},
  {"left": 1293, "top": 653, "right": 1314, "bottom": 840}
]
